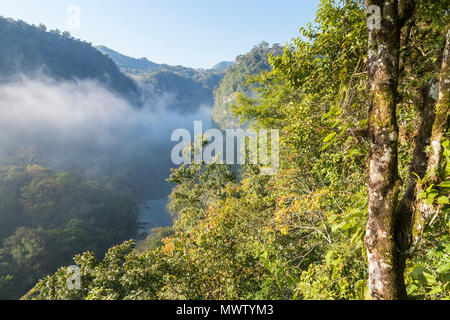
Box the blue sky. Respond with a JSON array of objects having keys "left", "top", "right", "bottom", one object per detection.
[{"left": 1, "top": 0, "right": 321, "bottom": 69}]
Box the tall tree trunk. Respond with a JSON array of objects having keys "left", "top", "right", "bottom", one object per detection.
[
  {"left": 365, "top": 0, "right": 405, "bottom": 300},
  {"left": 395, "top": 70, "right": 440, "bottom": 301},
  {"left": 410, "top": 26, "right": 450, "bottom": 252},
  {"left": 396, "top": 25, "right": 447, "bottom": 284}
]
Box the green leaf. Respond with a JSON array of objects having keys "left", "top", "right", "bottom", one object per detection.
[
  {"left": 411, "top": 266, "right": 436, "bottom": 286},
  {"left": 437, "top": 196, "right": 449, "bottom": 205},
  {"left": 428, "top": 286, "right": 442, "bottom": 295},
  {"left": 438, "top": 181, "right": 450, "bottom": 188},
  {"left": 407, "top": 283, "right": 418, "bottom": 294},
  {"left": 417, "top": 190, "right": 427, "bottom": 199},
  {"left": 323, "top": 132, "right": 337, "bottom": 143},
  {"left": 321, "top": 141, "right": 333, "bottom": 151},
  {"left": 426, "top": 196, "right": 436, "bottom": 205}
]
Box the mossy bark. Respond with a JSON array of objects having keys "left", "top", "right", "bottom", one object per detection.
[
  {"left": 365, "top": 0, "right": 406, "bottom": 300},
  {"left": 410, "top": 26, "right": 449, "bottom": 251},
  {"left": 396, "top": 25, "right": 447, "bottom": 280}
]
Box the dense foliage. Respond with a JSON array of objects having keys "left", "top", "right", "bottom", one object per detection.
[
  {"left": 23, "top": 0, "right": 449, "bottom": 300},
  {"left": 211, "top": 42, "right": 284, "bottom": 128},
  {"left": 0, "top": 164, "right": 137, "bottom": 299}
]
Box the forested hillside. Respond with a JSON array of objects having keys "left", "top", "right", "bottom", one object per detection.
[
  {"left": 0, "top": 17, "right": 148, "bottom": 300},
  {"left": 0, "top": 165, "right": 137, "bottom": 299},
  {"left": 96, "top": 45, "right": 233, "bottom": 75},
  {"left": 95, "top": 45, "right": 161, "bottom": 73},
  {"left": 211, "top": 61, "right": 235, "bottom": 73},
  {"left": 211, "top": 42, "right": 284, "bottom": 128},
  {"left": 25, "top": 0, "right": 449, "bottom": 300},
  {"left": 96, "top": 45, "right": 232, "bottom": 112},
  {"left": 0, "top": 17, "right": 140, "bottom": 105}
]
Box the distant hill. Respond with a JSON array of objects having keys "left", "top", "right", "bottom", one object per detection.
[
  {"left": 212, "top": 61, "right": 235, "bottom": 73},
  {"left": 0, "top": 17, "right": 140, "bottom": 105},
  {"left": 96, "top": 45, "right": 234, "bottom": 77},
  {"left": 96, "top": 45, "right": 233, "bottom": 112},
  {"left": 95, "top": 45, "right": 161, "bottom": 73},
  {"left": 212, "top": 42, "right": 284, "bottom": 128},
  {"left": 140, "top": 70, "right": 215, "bottom": 112}
]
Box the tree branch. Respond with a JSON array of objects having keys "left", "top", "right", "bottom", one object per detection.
[{"left": 398, "top": 0, "right": 416, "bottom": 29}]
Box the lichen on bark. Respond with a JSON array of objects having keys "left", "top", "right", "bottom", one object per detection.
[
  {"left": 365, "top": 0, "right": 406, "bottom": 300},
  {"left": 410, "top": 26, "right": 450, "bottom": 253}
]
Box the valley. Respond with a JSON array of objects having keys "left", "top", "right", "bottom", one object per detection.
[{"left": 1, "top": 0, "right": 448, "bottom": 301}]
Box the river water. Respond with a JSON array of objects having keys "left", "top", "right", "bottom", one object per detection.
[
  {"left": 135, "top": 106, "right": 214, "bottom": 240},
  {"left": 137, "top": 198, "right": 171, "bottom": 237}
]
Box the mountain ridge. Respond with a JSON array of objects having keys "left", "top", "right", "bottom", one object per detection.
[
  {"left": 0, "top": 17, "right": 141, "bottom": 105},
  {"left": 95, "top": 45, "right": 234, "bottom": 74},
  {"left": 96, "top": 45, "right": 234, "bottom": 113}
]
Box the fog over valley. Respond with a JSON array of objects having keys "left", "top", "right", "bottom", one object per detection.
[
  {"left": 0, "top": 75, "right": 213, "bottom": 196},
  {"left": 2, "top": 1, "right": 445, "bottom": 302}
]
